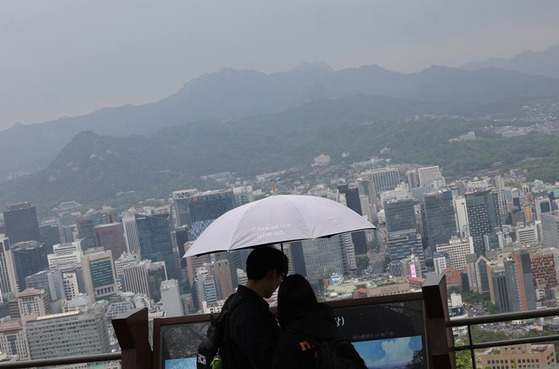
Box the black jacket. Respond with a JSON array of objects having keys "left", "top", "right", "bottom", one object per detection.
[
  {"left": 272, "top": 303, "right": 338, "bottom": 369},
  {"left": 223, "top": 285, "right": 281, "bottom": 369}
]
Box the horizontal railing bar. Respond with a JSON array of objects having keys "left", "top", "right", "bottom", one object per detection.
[
  {"left": 0, "top": 352, "right": 121, "bottom": 368},
  {"left": 449, "top": 307, "right": 559, "bottom": 326},
  {"left": 454, "top": 334, "right": 559, "bottom": 351}
]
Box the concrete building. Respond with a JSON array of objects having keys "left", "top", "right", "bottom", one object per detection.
[
  {"left": 477, "top": 343, "right": 556, "bottom": 369},
  {"left": 3, "top": 202, "right": 40, "bottom": 245},
  {"left": 0, "top": 235, "right": 18, "bottom": 299},
  {"left": 436, "top": 237, "right": 474, "bottom": 271},
  {"left": 161, "top": 279, "right": 184, "bottom": 317},
  {"left": 465, "top": 190, "right": 502, "bottom": 256},
  {"left": 81, "top": 249, "right": 118, "bottom": 301},
  {"left": 25, "top": 309, "right": 111, "bottom": 360},
  {"left": 93, "top": 222, "right": 126, "bottom": 260},
  {"left": 541, "top": 210, "right": 559, "bottom": 248},
  {"left": 8, "top": 288, "right": 51, "bottom": 319},
  {"left": 0, "top": 320, "right": 29, "bottom": 360},
  {"left": 47, "top": 242, "right": 82, "bottom": 270}
]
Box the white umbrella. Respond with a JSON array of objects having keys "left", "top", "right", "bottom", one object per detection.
[{"left": 183, "top": 194, "right": 376, "bottom": 257}]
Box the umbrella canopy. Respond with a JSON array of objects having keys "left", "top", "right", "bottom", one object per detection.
[{"left": 183, "top": 194, "right": 376, "bottom": 257}]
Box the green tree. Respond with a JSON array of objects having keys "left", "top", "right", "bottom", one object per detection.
[{"left": 355, "top": 255, "right": 370, "bottom": 275}]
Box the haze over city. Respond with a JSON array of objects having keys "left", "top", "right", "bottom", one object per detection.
[{"left": 1, "top": 0, "right": 559, "bottom": 132}]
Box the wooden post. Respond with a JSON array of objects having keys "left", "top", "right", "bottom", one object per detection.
[
  {"left": 422, "top": 274, "right": 455, "bottom": 369},
  {"left": 112, "top": 308, "right": 153, "bottom": 369}
]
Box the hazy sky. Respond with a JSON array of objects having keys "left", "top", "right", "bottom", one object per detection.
[{"left": 1, "top": 0, "right": 558, "bottom": 132}]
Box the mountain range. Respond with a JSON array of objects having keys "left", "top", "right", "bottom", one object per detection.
[{"left": 1, "top": 45, "right": 559, "bottom": 213}]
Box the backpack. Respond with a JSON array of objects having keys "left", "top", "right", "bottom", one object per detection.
[
  {"left": 289, "top": 330, "right": 367, "bottom": 369},
  {"left": 197, "top": 293, "right": 243, "bottom": 369}
]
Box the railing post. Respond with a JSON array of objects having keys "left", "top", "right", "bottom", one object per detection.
[
  {"left": 422, "top": 274, "right": 455, "bottom": 369},
  {"left": 112, "top": 307, "right": 153, "bottom": 369}
]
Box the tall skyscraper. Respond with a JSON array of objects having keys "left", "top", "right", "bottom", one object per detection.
[
  {"left": 25, "top": 270, "right": 59, "bottom": 302},
  {"left": 386, "top": 229, "right": 424, "bottom": 271},
  {"left": 511, "top": 248, "right": 536, "bottom": 311},
  {"left": 188, "top": 189, "right": 235, "bottom": 238},
  {"left": 3, "top": 202, "right": 40, "bottom": 245},
  {"left": 301, "top": 238, "right": 344, "bottom": 291},
  {"left": 81, "top": 249, "right": 118, "bottom": 301},
  {"left": 465, "top": 190, "right": 502, "bottom": 256},
  {"left": 94, "top": 222, "right": 126, "bottom": 260},
  {"left": 122, "top": 216, "right": 141, "bottom": 254},
  {"left": 490, "top": 266, "right": 511, "bottom": 313},
  {"left": 161, "top": 279, "right": 184, "bottom": 317},
  {"left": 136, "top": 213, "right": 177, "bottom": 279},
  {"left": 11, "top": 240, "right": 48, "bottom": 292},
  {"left": 384, "top": 198, "right": 416, "bottom": 233},
  {"left": 422, "top": 189, "right": 457, "bottom": 254},
  {"left": 38, "top": 223, "right": 61, "bottom": 255},
  {"left": 541, "top": 211, "right": 559, "bottom": 248},
  {"left": 337, "top": 184, "right": 367, "bottom": 255},
  {"left": 0, "top": 235, "right": 18, "bottom": 298}
]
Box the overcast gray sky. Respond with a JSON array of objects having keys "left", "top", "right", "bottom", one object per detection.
[{"left": 1, "top": 0, "right": 558, "bottom": 132}]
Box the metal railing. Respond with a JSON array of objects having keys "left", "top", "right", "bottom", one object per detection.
[
  {"left": 0, "top": 352, "right": 121, "bottom": 368},
  {"left": 449, "top": 307, "right": 559, "bottom": 369}
]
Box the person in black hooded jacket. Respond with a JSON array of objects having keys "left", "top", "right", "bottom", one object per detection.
[{"left": 272, "top": 274, "right": 338, "bottom": 369}]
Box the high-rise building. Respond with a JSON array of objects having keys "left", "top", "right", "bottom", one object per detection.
[
  {"left": 337, "top": 184, "right": 367, "bottom": 255},
  {"left": 94, "top": 222, "right": 126, "bottom": 260},
  {"left": 171, "top": 189, "right": 199, "bottom": 228},
  {"left": 121, "top": 217, "right": 141, "bottom": 254},
  {"left": 509, "top": 249, "right": 536, "bottom": 311},
  {"left": 531, "top": 248, "right": 559, "bottom": 304},
  {"left": 38, "top": 224, "right": 61, "bottom": 255},
  {"left": 194, "top": 267, "right": 218, "bottom": 308},
  {"left": 465, "top": 190, "right": 502, "bottom": 256},
  {"left": 11, "top": 240, "right": 48, "bottom": 292},
  {"left": 406, "top": 169, "right": 420, "bottom": 189},
  {"left": 535, "top": 196, "right": 552, "bottom": 220},
  {"left": 25, "top": 308, "right": 110, "bottom": 360},
  {"left": 161, "top": 279, "right": 184, "bottom": 317},
  {"left": 384, "top": 198, "right": 416, "bottom": 233},
  {"left": 233, "top": 186, "right": 254, "bottom": 207},
  {"left": 541, "top": 211, "right": 559, "bottom": 248},
  {"left": 364, "top": 168, "right": 401, "bottom": 194},
  {"left": 3, "top": 202, "right": 40, "bottom": 245},
  {"left": 301, "top": 238, "right": 344, "bottom": 291},
  {"left": 490, "top": 265, "right": 511, "bottom": 313},
  {"left": 0, "top": 235, "right": 18, "bottom": 299},
  {"left": 422, "top": 189, "right": 457, "bottom": 254},
  {"left": 81, "top": 249, "right": 118, "bottom": 301},
  {"left": 183, "top": 242, "right": 211, "bottom": 288},
  {"left": 136, "top": 213, "right": 177, "bottom": 279},
  {"left": 188, "top": 189, "right": 235, "bottom": 238},
  {"left": 435, "top": 237, "right": 474, "bottom": 271},
  {"left": 386, "top": 229, "right": 424, "bottom": 270},
  {"left": 122, "top": 259, "right": 166, "bottom": 301},
  {"left": 25, "top": 270, "right": 59, "bottom": 302},
  {"left": 0, "top": 320, "right": 29, "bottom": 360},
  {"left": 47, "top": 242, "right": 82, "bottom": 270},
  {"left": 417, "top": 166, "right": 443, "bottom": 188},
  {"left": 52, "top": 263, "right": 85, "bottom": 302},
  {"left": 453, "top": 196, "right": 469, "bottom": 238},
  {"left": 515, "top": 224, "right": 539, "bottom": 245},
  {"left": 8, "top": 288, "right": 51, "bottom": 319}
]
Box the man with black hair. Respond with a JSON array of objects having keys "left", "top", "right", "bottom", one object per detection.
[{"left": 221, "top": 245, "right": 289, "bottom": 369}]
